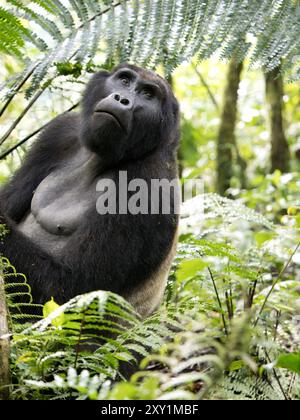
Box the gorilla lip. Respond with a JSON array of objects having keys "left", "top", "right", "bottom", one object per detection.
[{"left": 94, "top": 110, "right": 123, "bottom": 130}]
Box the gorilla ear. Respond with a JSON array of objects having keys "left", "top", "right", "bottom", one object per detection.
[
  {"left": 172, "top": 99, "right": 180, "bottom": 122},
  {"left": 85, "top": 70, "right": 110, "bottom": 88},
  {"left": 94, "top": 70, "right": 110, "bottom": 78}
]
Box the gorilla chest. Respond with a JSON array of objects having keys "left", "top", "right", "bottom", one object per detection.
[
  {"left": 19, "top": 159, "right": 99, "bottom": 254},
  {"left": 31, "top": 170, "right": 96, "bottom": 235}
]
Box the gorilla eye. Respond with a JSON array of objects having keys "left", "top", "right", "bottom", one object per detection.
[
  {"left": 121, "top": 77, "right": 130, "bottom": 86},
  {"left": 142, "top": 88, "right": 155, "bottom": 99}
]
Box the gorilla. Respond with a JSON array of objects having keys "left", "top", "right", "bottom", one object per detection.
[{"left": 0, "top": 64, "right": 180, "bottom": 318}]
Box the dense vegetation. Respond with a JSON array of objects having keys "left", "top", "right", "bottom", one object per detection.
[{"left": 0, "top": 0, "right": 299, "bottom": 400}]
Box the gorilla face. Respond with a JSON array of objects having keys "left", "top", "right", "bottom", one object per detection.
[{"left": 80, "top": 64, "right": 179, "bottom": 166}]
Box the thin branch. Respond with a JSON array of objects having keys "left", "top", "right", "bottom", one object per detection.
[
  {"left": 273, "top": 310, "right": 281, "bottom": 342},
  {"left": 287, "top": 374, "right": 296, "bottom": 397},
  {"left": 223, "top": 276, "right": 234, "bottom": 320},
  {"left": 264, "top": 350, "right": 289, "bottom": 401},
  {"left": 254, "top": 242, "right": 300, "bottom": 327},
  {"left": 78, "top": 1, "right": 127, "bottom": 30},
  {"left": 192, "top": 63, "right": 220, "bottom": 112},
  {"left": 208, "top": 267, "right": 228, "bottom": 335},
  {"left": 245, "top": 273, "right": 260, "bottom": 310},
  {"left": 0, "top": 82, "right": 50, "bottom": 147},
  {"left": 0, "top": 63, "right": 40, "bottom": 118},
  {"left": 0, "top": 127, "right": 44, "bottom": 161},
  {"left": 0, "top": 102, "right": 79, "bottom": 160},
  {"left": 225, "top": 290, "right": 234, "bottom": 320}
]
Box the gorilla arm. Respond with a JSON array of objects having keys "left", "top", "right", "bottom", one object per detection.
[
  {"left": 0, "top": 216, "right": 70, "bottom": 304},
  {"left": 0, "top": 113, "right": 79, "bottom": 222},
  {"left": 0, "top": 208, "right": 177, "bottom": 307}
]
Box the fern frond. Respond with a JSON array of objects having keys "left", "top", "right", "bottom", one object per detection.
[
  {"left": 209, "top": 370, "right": 285, "bottom": 400},
  {"left": 7, "top": 0, "right": 64, "bottom": 43},
  {"left": 1, "top": 257, "right": 42, "bottom": 325},
  {"left": 9, "top": 291, "right": 187, "bottom": 399},
  {"left": 44, "top": 0, "right": 75, "bottom": 28},
  {"left": 2, "top": 0, "right": 300, "bottom": 101},
  {"left": 0, "top": 5, "right": 30, "bottom": 57},
  {"left": 68, "top": 0, "right": 90, "bottom": 22},
  {"left": 203, "top": 193, "right": 274, "bottom": 228}
]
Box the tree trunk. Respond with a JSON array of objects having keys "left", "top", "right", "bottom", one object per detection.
[
  {"left": 265, "top": 67, "right": 290, "bottom": 173},
  {"left": 217, "top": 58, "right": 244, "bottom": 196},
  {"left": 0, "top": 274, "right": 10, "bottom": 400}
]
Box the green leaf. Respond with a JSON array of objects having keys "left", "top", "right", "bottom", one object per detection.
[
  {"left": 56, "top": 62, "right": 83, "bottom": 77},
  {"left": 254, "top": 231, "right": 276, "bottom": 247},
  {"left": 43, "top": 297, "right": 65, "bottom": 327},
  {"left": 229, "top": 360, "right": 245, "bottom": 371},
  {"left": 276, "top": 352, "right": 300, "bottom": 376},
  {"left": 177, "top": 258, "right": 208, "bottom": 282},
  {"left": 288, "top": 206, "right": 300, "bottom": 216}
]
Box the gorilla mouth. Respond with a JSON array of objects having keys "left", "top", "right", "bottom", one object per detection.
[{"left": 94, "top": 110, "right": 123, "bottom": 130}]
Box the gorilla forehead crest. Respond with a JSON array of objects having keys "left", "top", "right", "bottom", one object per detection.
[{"left": 113, "top": 63, "right": 171, "bottom": 95}]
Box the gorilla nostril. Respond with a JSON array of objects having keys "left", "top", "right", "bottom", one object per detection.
[
  {"left": 120, "top": 98, "right": 130, "bottom": 106},
  {"left": 114, "top": 94, "right": 121, "bottom": 101}
]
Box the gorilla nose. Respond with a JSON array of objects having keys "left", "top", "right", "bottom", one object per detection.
[{"left": 112, "top": 93, "right": 132, "bottom": 107}]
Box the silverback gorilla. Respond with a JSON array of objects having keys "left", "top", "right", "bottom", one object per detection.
[{"left": 0, "top": 64, "right": 180, "bottom": 318}]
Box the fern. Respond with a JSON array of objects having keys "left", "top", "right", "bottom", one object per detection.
[
  {"left": 1, "top": 191, "right": 299, "bottom": 399},
  {"left": 0, "top": 5, "right": 31, "bottom": 57},
  {"left": 1, "top": 0, "right": 300, "bottom": 101},
  {"left": 203, "top": 193, "right": 274, "bottom": 228},
  {"left": 209, "top": 370, "right": 285, "bottom": 400},
  {"left": 1, "top": 256, "right": 42, "bottom": 325},
  {"left": 8, "top": 290, "right": 184, "bottom": 399},
  {"left": 181, "top": 193, "right": 274, "bottom": 233}
]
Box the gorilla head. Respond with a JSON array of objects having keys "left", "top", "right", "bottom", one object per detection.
[{"left": 80, "top": 64, "right": 180, "bottom": 166}]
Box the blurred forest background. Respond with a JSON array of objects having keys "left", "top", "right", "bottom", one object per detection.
[{"left": 0, "top": 0, "right": 299, "bottom": 400}]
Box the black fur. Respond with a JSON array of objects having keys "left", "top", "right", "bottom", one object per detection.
[{"left": 0, "top": 64, "right": 180, "bottom": 309}]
